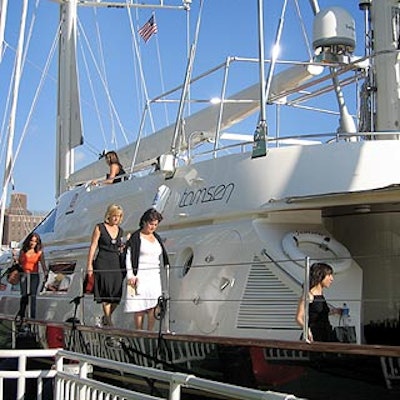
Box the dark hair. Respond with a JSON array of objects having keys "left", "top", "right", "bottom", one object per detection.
[
  {"left": 309, "top": 262, "right": 333, "bottom": 289},
  {"left": 139, "top": 208, "right": 163, "bottom": 229},
  {"left": 105, "top": 151, "right": 122, "bottom": 167},
  {"left": 21, "top": 232, "right": 42, "bottom": 253},
  {"left": 1, "top": 263, "right": 23, "bottom": 285},
  {"left": 8, "top": 263, "right": 23, "bottom": 274}
]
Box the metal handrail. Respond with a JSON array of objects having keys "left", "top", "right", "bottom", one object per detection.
[
  {"left": 54, "top": 349, "right": 302, "bottom": 400},
  {"left": 0, "top": 348, "right": 303, "bottom": 400}
]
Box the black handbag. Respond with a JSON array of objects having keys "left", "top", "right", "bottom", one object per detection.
[{"left": 334, "top": 325, "right": 357, "bottom": 343}]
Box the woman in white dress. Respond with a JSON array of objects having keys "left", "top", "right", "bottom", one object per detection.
[{"left": 124, "top": 208, "right": 170, "bottom": 330}]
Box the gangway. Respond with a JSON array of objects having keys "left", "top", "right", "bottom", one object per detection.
[{"left": 0, "top": 348, "right": 303, "bottom": 400}]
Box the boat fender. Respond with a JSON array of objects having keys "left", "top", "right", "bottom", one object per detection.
[{"left": 282, "top": 231, "right": 352, "bottom": 273}]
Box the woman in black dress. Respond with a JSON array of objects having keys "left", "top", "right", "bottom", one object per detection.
[
  {"left": 87, "top": 204, "right": 124, "bottom": 326},
  {"left": 296, "top": 262, "right": 336, "bottom": 342}
]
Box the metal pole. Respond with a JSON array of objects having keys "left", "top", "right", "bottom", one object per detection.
[
  {"left": 165, "top": 263, "right": 171, "bottom": 333},
  {"left": 0, "top": 0, "right": 28, "bottom": 248},
  {"left": 252, "top": 0, "right": 268, "bottom": 158},
  {"left": 0, "top": 0, "right": 9, "bottom": 62},
  {"left": 303, "top": 256, "right": 310, "bottom": 341}
]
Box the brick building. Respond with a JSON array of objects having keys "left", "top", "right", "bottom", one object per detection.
[{"left": 2, "top": 193, "right": 47, "bottom": 246}]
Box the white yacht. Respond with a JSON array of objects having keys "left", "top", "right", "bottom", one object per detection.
[{"left": 0, "top": 0, "right": 399, "bottom": 395}]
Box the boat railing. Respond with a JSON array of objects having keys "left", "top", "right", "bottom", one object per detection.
[
  {"left": 0, "top": 347, "right": 304, "bottom": 400},
  {"left": 0, "top": 348, "right": 57, "bottom": 400},
  {"left": 180, "top": 129, "right": 400, "bottom": 167}
]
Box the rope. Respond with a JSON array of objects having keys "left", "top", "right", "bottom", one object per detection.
[{"left": 77, "top": 19, "right": 130, "bottom": 146}]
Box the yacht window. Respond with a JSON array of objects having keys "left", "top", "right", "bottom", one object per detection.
[
  {"left": 181, "top": 249, "right": 194, "bottom": 277},
  {"left": 35, "top": 208, "right": 57, "bottom": 235},
  {"left": 43, "top": 261, "right": 76, "bottom": 293}
]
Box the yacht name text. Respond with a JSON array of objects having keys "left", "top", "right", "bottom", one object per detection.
[{"left": 178, "top": 183, "right": 235, "bottom": 208}]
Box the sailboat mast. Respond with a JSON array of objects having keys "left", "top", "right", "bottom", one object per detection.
[
  {"left": 56, "top": 0, "right": 82, "bottom": 197},
  {"left": 0, "top": 0, "right": 28, "bottom": 248},
  {"left": 371, "top": 0, "right": 400, "bottom": 138}
]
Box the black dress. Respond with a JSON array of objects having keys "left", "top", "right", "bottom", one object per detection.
[
  {"left": 93, "top": 223, "right": 124, "bottom": 304},
  {"left": 309, "top": 294, "right": 336, "bottom": 342}
]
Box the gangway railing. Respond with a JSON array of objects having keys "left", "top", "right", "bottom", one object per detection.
[
  {"left": 0, "top": 348, "right": 57, "bottom": 400},
  {"left": 0, "top": 348, "right": 304, "bottom": 400}
]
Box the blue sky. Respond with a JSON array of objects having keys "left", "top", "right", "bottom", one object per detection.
[{"left": 0, "top": 0, "right": 364, "bottom": 212}]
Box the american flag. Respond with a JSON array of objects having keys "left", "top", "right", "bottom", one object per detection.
[{"left": 138, "top": 15, "right": 158, "bottom": 43}]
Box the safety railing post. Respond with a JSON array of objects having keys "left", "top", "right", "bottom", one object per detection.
[
  {"left": 17, "top": 354, "right": 27, "bottom": 400},
  {"left": 303, "top": 256, "right": 310, "bottom": 342},
  {"left": 55, "top": 352, "right": 64, "bottom": 400}
]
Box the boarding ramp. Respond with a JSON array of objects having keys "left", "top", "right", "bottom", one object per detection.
[{"left": 0, "top": 348, "right": 303, "bottom": 400}]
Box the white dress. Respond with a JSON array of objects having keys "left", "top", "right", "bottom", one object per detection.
[{"left": 124, "top": 236, "right": 162, "bottom": 313}]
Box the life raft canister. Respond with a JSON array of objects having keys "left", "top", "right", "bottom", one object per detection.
[{"left": 282, "top": 231, "right": 352, "bottom": 273}]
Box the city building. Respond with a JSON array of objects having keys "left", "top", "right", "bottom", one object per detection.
[{"left": 2, "top": 193, "right": 47, "bottom": 246}]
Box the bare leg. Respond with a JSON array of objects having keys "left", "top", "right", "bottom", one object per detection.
[
  {"left": 110, "top": 303, "right": 118, "bottom": 315},
  {"left": 134, "top": 311, "right": 145, "bottom": 330},
  {"left": 107, "top": 303, "right": 119, "bottom": 326},
  {"left": 102, "top": 302, "right": 112, "bottom": 326},
  {"left": 147, "top": 308, "right": 156, "bottom": 331}
]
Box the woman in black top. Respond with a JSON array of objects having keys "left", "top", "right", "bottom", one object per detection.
[
  {"left": 104, "top": 151, "right": 126, "bottom": 184},
  {"left": 296, "top": 262, "right": 336, "bottom": 342},
  {"left": 92, "top": 151, "right": 126, "bottom": 186}
]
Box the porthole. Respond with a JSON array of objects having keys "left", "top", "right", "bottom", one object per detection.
[{"left": 179, "top": 248, "right": 194, "bottom": 277}]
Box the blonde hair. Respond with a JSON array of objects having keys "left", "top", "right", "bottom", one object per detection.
[{"left": 104, "top": 204, "right": 124, "bottom": 223}]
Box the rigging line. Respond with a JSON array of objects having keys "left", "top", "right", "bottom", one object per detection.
[
  {"left": 0, "top": 0, "right": 40, "bottom": 148},
  {"left": 264, "top": 0, "right": 289, "bottom": 106},
  {"left": 83, "top": 139, "right": 106, "bottom": 158},
  {"left": 293, "top": 0, "right": 313, "bottom": 61},
  {"left": 8, "top": 22, "right": 60, "bottom": 202},
  {"left": 93, "top": 7, "right": 117, "bottom": 147},
  {"left": 126, "top": 5, "right": 156, "bottom": 133},
  {"left": 0, "top": 52, "right": 15, "bottom": 164},
  {"left": 126, "top": 5, "right": 145, "bottom": 128},
  {"left": 128, "top": 4, "right": 146, "bottom": 132},
  {"left": 0, "top": 0, "right": 29, "bottom": 248},
  {"left": 185, "top": 3, "right": 191, "bottom": 117},
  {"left": 77, "top": 19, "right": 130, "bottom": 145},
  {"left": 154, "top": 25, "right": 169, "bottom": 127},
  {"left": 78, "top": 26, "right": 108, "bottom": 151},
  {"left": 171, "top": 0, "right": 203, "bottom": 155},
  {"left": 0, "top": 0, "right": 43, "bottom": 189},
  {"left": 21, "top": 0, "right": 41, "bottom": 78}
]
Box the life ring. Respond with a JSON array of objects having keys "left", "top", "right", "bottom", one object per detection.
[{"left": 282, "top": 231, "right": 352, "bottom": 273}]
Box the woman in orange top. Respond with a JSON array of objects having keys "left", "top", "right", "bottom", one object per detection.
[{"left": 19, "top": 232, "right": 47, "bottom": 318}]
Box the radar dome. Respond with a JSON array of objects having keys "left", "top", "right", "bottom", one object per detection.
[{"left": 313, "top": 7, "right": 356, "bottom": 53}]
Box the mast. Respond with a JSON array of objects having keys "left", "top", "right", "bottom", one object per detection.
[
  {"left": 371, "top": 0, "right": 400, "bottom": 138},
  {"left": 56, "top": 0, "right": 82, "bottom": 197},
  {"left": 0, "top": 0, "right": 28, "bottom": 248}
]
